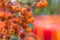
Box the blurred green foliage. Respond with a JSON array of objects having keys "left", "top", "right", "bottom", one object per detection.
[{"left": 16, "top": 0, "right": 60, "bottom": 15}]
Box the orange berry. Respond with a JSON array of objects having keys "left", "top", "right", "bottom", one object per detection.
[
  {"left": 1, "top": 29, "right": 8, "bottom": 35},
  {"left": 0, "top": 2, "right": 3, "bottom": 8},
  {"left": 0, "top": 27, "right": 2, "bottom": 32},
  {"left": 5, "top": 21, "right": 10, "bottom": 28},
  {"left": 11, "top": 23, "right": 17, "bottom": 29},
  {"left": 12, "top": 17, "right": 19, "bottom": 23},
  {"left": 40, "top": 0, "right": 48, "bottom": 8},
  {"left": 2, "top": 0, "right": 7, "bottom": 3},
  {"left": 26, "top": 18, "right": 32, "bottom": 23},
  {"left": 18, "top": 19, "right": 22, "bottom": 24},
  {"left": 26, "top": 17, "right": 35, "bottom": 23},
  {"left": 27, "top": 11, "right": 33, "bottom": 18},
  {"left": 20, "top": 8, "right": 27, "bottom": 15},
  {"left": 15, "top": 5, "right": 22, "bottom": 12},
  {"left": 2, "top": 38, "right": 7, "bottom": 40},
  {"left": 9, "top": 29, "right": 15, "bottom": 35},
  {"left": 31, "top": 17, "right": 35, "bottom": 23},
  {"left": 18, "top": 26, "right": 22, "bottom": 31},
  {"left": 4, "top": 12, "right": 12, "bottom": 19},
  {"left": 36, "top": 2, "right": 41, "bottom": 8},
  {"left": 11, "top": 6, "right": 16, "bottom": 12},
  {"left": 20, "top": 15, "right": 25, "bottom": 19},
  {"left": 26, "top": 19, "right": 31, "bottom": 23},
  {"left": 0, "top": 21, "right": 6, "bottom": 28},
  {"left": 0, "top": 11, "right": 5, "bottom": 18},
  {"left": 25, "top": 27, "right": 32, "bottom": 33},
  {"left": 22, "top": 23, "right": 28, "bottom": 28}
]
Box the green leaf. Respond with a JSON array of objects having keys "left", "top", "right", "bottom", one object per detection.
[
  {"left": 49, "top": 0, "right": 59, "bottom": 14},
  {"left": 35, "top": 8, "right": 41, "bottom": 15}
]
